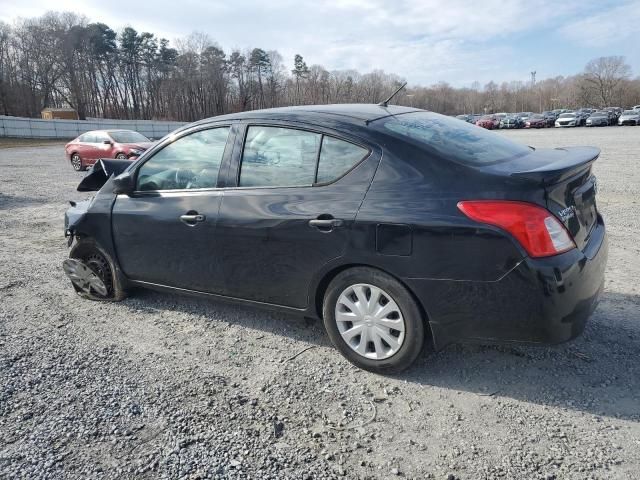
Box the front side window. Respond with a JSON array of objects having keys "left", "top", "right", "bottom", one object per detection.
[
  {"left": 317, "top": 136, "right": 368, "bottom": 183},
  {"left": 239, "top": 126, "right": 321, "bottom": 187},
  {"left": 137, "top": 127, "right": 230, "bottom": 191}
]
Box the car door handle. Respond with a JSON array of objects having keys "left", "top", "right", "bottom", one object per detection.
[
  {"left": 180, "top": 214, "right": 206, "bottom": 225},
  {"left": 309, "top": 218, "right": 344, "bottom": 230}
]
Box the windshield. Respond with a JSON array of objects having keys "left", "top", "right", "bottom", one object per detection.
[
  {"left": 591, "top": 113, "right": 606, "bottom": 117},
  {"left": 109, "top": 131, "right": 150, "bottom": 143},
  {"left": 530, "top": 115, "right": 544, "bottom": 119},
  {"left": 378, "top": 111, "right": 531, "bottom": 166},
  {"left": 559, "top": 113, "right": 575, "bottom": 118},
  {"left": 623, "top": 110, "right": 636, "bottom": 115}
]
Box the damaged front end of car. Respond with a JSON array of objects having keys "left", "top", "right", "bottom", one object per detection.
[
  {"left": 62, "top": 158, "right": 131, "bottom": 301},
  {"left": 64, "top": 158, "right": 130, "bottom": 246}
]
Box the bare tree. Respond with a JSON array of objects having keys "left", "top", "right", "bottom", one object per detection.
[
  {"left": 580, "top": 56, "right": 632, "bottom": 107},
  {"left": 0, "top": 11, "right": 638, "bottom": 121}
]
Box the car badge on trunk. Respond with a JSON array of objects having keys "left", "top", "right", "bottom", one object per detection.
[{"left": 558, "top": 206, "right": 576, "bottom": 222}]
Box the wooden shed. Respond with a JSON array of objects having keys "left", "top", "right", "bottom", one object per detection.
[{"left": 41, "top": 108, "right": 79, "bottom": 120}]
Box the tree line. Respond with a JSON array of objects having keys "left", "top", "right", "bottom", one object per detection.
[{"left": 1, "top": 12, "right": 639, "bottom": 121}]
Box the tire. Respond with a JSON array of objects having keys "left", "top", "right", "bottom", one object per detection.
[
  {"left": 323, "top": 267, "right": 425, "bottom": 374},
  {"left": 115, "top": 153, "right": 128, "bottom": 160},
  {"left": 70, "top": 153, "right": 83, "bottom": 171},
  {"left": 68, "top": 239, "right": 127, "bottom": 302}
]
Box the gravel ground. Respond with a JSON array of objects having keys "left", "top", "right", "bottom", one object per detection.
[{"left": 1, "top": 127, "right": 639, "bottom": 479}]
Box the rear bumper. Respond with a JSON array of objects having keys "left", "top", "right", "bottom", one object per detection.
[{"left": 406, "top": 216, "right": 607, "bottom": 350}]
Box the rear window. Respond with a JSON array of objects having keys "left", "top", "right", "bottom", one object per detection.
[{"left": 378, "top": 112, "right": 531, "bottom": 166}]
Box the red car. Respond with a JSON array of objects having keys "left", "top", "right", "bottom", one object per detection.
[
  {"left": 65, "top": 130, "right": 154, "bottom": 171},
  {"left": 524, "top": 114, "right": 548, "bottom": 129},
  {"left": 475, "top": 115, "right": 500, "bottom": 130}
]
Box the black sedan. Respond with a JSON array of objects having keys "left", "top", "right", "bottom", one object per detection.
[
  {"left": 63, "top": 104, "right": 607, "bottom": 373},
  {"left": 499, "top": 115, "right": 524, "bottom": 129}
]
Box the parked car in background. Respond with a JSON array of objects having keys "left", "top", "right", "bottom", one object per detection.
[
  {"left": 62, "top": 104, "right": 607, "bottom": 373},
  {"left": 499, "top": 115, "right": 524, "bottom": 129},
  {"left": 574, "top": 111, "right": 589, "bottom": 126},
  {"left": 604, "top": 107, "right": 622, "bottom": 124},
  {"left": 524, "top": 114, "right": 548, "bottom": 129},
  {"left": 555, "top": 112, "right": 579, "bottom": 127},
  {"left": 475, "top": 115, "right": 500, "bottom": 129},
  {"left": 65, "top": 130, "right": 154, "bottom": 171},
  {"left": 633, "top": 105, "right": 640, "bottom": 111},
  {"left": 586, "top": 111, "right": 610, "bottom": 127},
  {"left": 456, "top": 114, "right": 475, "bottom": 123},
  {"left": 541, "top": 111, "right": 558, "bottom": 126},
  {"left": 618, "top": 110, "right": 640, "bottom": 126},
  {"left": 517, "top": 112, "right": 534, "bottom": 122}
]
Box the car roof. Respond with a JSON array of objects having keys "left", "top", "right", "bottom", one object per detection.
[
  {"left": 83, "top": 129, "right": 136, "bottom": 134},
  {"left": 193, "top": 104, "right": 423, "bottom": 127}
]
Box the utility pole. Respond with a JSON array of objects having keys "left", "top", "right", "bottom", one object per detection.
[{"left": 530, "top": 71, "right": 538, "bottom": 111}]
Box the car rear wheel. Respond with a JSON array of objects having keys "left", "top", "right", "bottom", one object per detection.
[
  {"left": 71, "top": 153, "right": 83, "bottom": 171},
  {"left": 323, "top": 267, "right": 425, "bottom": 373},
  {"left": 115, "top": 153, "right": 128, "bottom": 159},
  {"left": 63, "top": 239, "right": 127, "bottom": 301}
]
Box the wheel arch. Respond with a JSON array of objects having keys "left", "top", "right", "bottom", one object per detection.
[
  {"left": 69, "top": 237, "right": 128, "bottom": 300},
  {"left": 312, "top": 262, "right": 433, "bottom": 343}
]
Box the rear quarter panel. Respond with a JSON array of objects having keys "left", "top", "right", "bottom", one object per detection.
[{"left": 349, "top": 139, "right": 528, "bottom": 283}]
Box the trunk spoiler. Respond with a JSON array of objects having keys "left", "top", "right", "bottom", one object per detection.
[
  {"left": 77, "top": 158, "right": 131, "bottom": 192},
  {"left": 503, "top": 146, "right": 600, "bottom": 185}
]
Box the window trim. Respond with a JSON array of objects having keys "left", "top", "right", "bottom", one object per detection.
[
  {"left": 131, "top": 124, "right": 233, "bottom": 194},
  {"left": 234, "top": 123, "right": 372, "bottom": 190}
]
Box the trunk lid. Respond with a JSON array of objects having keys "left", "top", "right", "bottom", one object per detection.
[{"left": 486, "top": 146, "right": 600, "bottom": 250}]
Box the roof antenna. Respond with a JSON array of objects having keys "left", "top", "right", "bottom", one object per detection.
[{"left": 378, "top": 82, "right": 407, "bottom": 107}]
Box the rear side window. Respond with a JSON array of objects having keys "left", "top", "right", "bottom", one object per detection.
[
  {"left": 80, "top": 133, "right": 95, "bottom": 143},
  {"left": 317, "top": 137, "right": 368, "bottom": 183},
  {"left": 239, "top": 126, "right": 321, "bottom": 187},
  {"left": 379, "top": 112, "right": 531, "bottom": 166},
  {"left": 94, "top": 132, "right": 110, "bottom": 143},
  {"left": 239, "top": 126, "right": 370, "bottom": 187}
]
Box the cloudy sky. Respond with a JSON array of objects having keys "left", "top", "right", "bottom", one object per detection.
[{"left": 1, "top": 0, "right": 639, "bottom": 87}]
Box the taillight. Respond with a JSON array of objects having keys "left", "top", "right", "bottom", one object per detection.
[{"left": 457, "top": 200, "right": 575, "bottom": 258}]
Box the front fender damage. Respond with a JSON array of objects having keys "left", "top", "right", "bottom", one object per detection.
[{"left": 65, "top": 164, "right": 120, "bottom": 247}]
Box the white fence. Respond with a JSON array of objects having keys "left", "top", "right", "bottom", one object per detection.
[{"left": 0, "top": 115, "right": 187, "bottom": 139}]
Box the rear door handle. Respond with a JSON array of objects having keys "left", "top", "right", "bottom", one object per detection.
[
  {"left": 180, "top": 214, "right": 206, "bottom": 225},
  {"left": 309, "top": 218, "right": 344, "bottom": 230}
]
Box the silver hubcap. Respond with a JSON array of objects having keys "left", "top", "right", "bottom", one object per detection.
[
  {"left": 71, "top": 155, "right": 81, "bottom": 170},
  {"left": 62, "top": 259, "right": 108, "bottom": 296},
  {"left": 335, "top": 283, "right": 405, "bottom": 360}
]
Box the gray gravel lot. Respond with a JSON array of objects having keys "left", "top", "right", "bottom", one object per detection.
[{"left": 1, "top": 127, "right": 639, "bottom": 479}]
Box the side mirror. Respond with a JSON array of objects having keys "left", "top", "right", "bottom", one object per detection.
[
  {"left": 103, "top": 139, "right": 113, "bottom": 145},
  {"left": 112, "top": 171, "right": 134, "bottom": 195}
]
